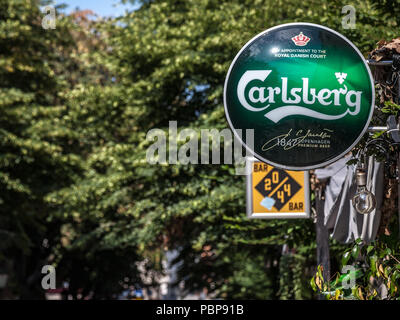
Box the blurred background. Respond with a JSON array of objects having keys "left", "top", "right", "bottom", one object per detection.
[{"left": 0, "top": 0, "right": 399, "bottom": 299}]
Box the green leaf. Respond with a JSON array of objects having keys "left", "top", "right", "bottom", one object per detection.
[
  {"left": 384, "top": 248, "right": 392, "bottom": 256},
  {"left": 342, "top": 251, "right": 351, "bottom": 265},
  {"left": 370, "top": 255, "right": 378, "bottom": 274},
  {"left": 351, "top": 245, "right": 360, "bottom": 259},
  {"left": 310, "top": 276, "right": 317, "bottom": 292},
  {"left": 355, "top": 238, "right": 362, "bottom": 245}
]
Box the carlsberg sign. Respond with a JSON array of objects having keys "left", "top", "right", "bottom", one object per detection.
[
  {"left": 224, "top": 23, "right": 374, "bottom": 170},
  {"left": 238, "top": 72, "right": 362, "bottom": 122}
]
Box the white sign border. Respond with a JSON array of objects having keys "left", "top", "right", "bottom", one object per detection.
[{"left": 246, "top": 157, "right": 310, "bottom": 219}]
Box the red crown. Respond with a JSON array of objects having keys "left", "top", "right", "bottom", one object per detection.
[{"left": 291, "top": 32, "right": 310, "bottom": 46}]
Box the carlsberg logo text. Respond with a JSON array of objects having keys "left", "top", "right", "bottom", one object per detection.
[{"left": 237, "top": 70, "right": 362, "bottom": 123}]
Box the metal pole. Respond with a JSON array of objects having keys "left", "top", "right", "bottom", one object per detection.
[
  {"left": 398, "top": 155, "right": 400, "bottom": 239},
  {"left": 368, "top": 126, "right": 388, "bottom": 132},
  {"left": 367, "top": 58, "right": 400, "bottom": 236},
  {"left": 397, "top": 74, "right": 400, "bottom": 239},
  {"left": 316, "top": 186, "right": 330, "bottom": 299},
  {"left": 366, "top": 59, "right": 393, "bottom": 66},
  {"left": 366, "top": 60, "right": 394, "bottom": 133}
]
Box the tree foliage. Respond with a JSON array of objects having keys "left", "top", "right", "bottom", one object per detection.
[
  {"left": 0, "top": 0, "right": 85, "bottom": 298},
  {"left": 2, "top": 0, "right": 400, "bottom": 299}
]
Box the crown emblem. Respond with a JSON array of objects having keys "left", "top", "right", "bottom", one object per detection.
[{"left": 291, "top": 32, "right": 310, "bottom": 46}]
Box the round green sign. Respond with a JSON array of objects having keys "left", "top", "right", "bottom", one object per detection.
[{"left": 224, "top": 22, "right": 375, "bottom": 170}]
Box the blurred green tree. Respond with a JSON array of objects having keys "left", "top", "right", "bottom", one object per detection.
[
  {"left": 4, "top": 0, "right": 400, "bottom": 299},
  {"left": 51, "top": 0, "right": 400, "bottom": 299},
  {"left": 0, "top": 0, "right": 84, "bottom": 298}
]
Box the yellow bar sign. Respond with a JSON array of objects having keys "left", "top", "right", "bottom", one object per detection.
[{"left": 246, "top": 157, "right": 310, "bottom": 219}]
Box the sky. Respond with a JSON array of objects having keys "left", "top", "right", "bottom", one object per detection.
[{"left": 53, "top": 0, "right": 140, "bottom": 17}]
